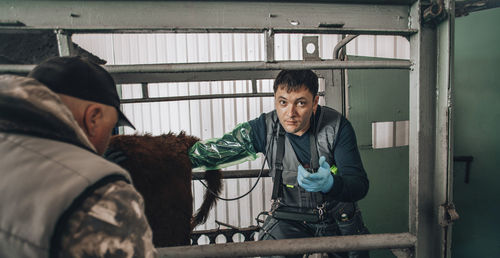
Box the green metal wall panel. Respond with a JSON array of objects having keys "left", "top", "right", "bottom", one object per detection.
[
  {"left": 452, "top": 7, "right": 500, "bottom": 257},
  {"left": 347, "top": 55, "right": 409, "bottom": 258}
]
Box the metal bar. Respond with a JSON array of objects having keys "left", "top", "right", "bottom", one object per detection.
[
  {"left": 55, "top": 30, "right": 74, "bottom": 56},
  {"left": 141, "top": 82, "right": 149, "bottom": 99},
  {"left": 0, "top": 67, "right": 332, "bottom": 86},
  {"left": 111, "top": 69, "right": 332, "bottom": 85},
  {"left": 436, "top": 1, "right": 455, "bottom": 256},
  {"left": 265, "top": 30, "right": 275, "bottom": 63},
  {"left": 1, "top": 1, "right": 412, "bottom": 34},
  {"left": 0, "top": 60, "right": 411, "bottom": 78},
  {"left": 409, "top": 1, "right": 437, "bottom": 256},
  {"left": 157, "top": 233, "right": 416, "bottom": 257},
  {"left": 333, "top": 35, "right": 358, "bottom": 59},
  {"left": 121, "top": 93, "right": 274, "bottom": 104},
  {"left": 106, "top": 60, "right": 412, "bottom": 73},
  {"left": 114, "top": 70, "right": 282, "bottom": 84},
  {"left": 0, "top": 27, "right": 418, "bottom": 36},
  {"left": 0, "top": 64, "right": 35, "bottom": 74},
  {"left": 121, "top": 91, "right": 325, "bottom": 104},
  {"left": 409, "top": 1, "right": 454, "bottom": 257},
  {"left": 251, "top": 79, "right": 257, "bottom": 94},
  {"left": 192, "top": 169, "right": 270, "bottom": 180}
]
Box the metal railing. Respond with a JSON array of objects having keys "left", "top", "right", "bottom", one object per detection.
[{"left": 159, "top": 232, "right": 416, "bottom": 257}]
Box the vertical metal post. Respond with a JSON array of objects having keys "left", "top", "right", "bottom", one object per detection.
[
  {"left": 55, "top": 29, "right": 74, "bottom": 56},
  {"left": 409, "top": 0, "right": 454, "bottom": 257},
  {"left": 435, "top": 0, "right": 455, "bottom": 257},
  {"left": 409, "top": 1, "right": 438, "bottom": 257},
  {"left": 141, "top": 82, "right": 149, "bottom": 99},
  {"left": 265, "top": 29, "right": 275, "bottom": 63},
  {"left": 251, "top": 79, "right": 258, "bottom": 94},
  {"left": 326, "top": 35, "right": 348, "bottom": 115}
]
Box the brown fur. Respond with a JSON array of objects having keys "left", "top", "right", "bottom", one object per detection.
[{"left": 108, "top": 132, "right": 222, "bottom": 247}]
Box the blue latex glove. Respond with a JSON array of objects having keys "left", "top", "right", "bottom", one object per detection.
[{"left": 297, "top": 156, "right": 334, "bottom": 193}]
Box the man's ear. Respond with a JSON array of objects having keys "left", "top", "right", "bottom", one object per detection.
[
  {"left": 82, "top": 104, "right": 104, "bottom": 138},
  {"left": 312, "top": 95, "right": 320, "bottom": 113}
]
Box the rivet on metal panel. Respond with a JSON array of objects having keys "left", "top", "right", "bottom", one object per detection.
[{"left": 302, "top": 36, "right": 320, "bottom": 61}]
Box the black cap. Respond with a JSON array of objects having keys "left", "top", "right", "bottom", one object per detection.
[{"left": 28, "top": 56, "right": 135, "bottom": 130}]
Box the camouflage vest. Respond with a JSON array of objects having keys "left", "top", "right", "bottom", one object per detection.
[
  {"left": 264, "top": 106, "right": 342, "bottom": 209},
  {"left": 0, "top": 133, "right": 131, "bottom": 258}
]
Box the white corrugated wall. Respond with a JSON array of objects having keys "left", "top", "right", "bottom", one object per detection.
[{"left": 72, "top": 33, "right": 409, "bottom": 237}]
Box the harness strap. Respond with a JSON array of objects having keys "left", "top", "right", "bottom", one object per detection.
[
  {"left": 309, "top": 131, "right": 319, "bottom": 171},
  {"left": 271, "top": 123, "right": 286, "bottom": 200}
]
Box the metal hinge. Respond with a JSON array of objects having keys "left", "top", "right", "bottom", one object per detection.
[{"left": 439, "top": 203, "right": 460, "bottom": 226}]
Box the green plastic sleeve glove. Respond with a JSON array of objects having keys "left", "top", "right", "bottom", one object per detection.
[{"left": 189, "top": 122, "right": 258, "bottom": 171}]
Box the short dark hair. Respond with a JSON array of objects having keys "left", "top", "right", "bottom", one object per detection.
[{"left": 273, "top": 70, "right": 318, "bottom": 96}]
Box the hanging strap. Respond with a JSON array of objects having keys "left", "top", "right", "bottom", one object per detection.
[
  {"left": 309, "top": 108, "right": 323, "bottom": 171},
  {"left": 309, "top": 132, "right": 319, "bottom": 171},
  {"left": 271, "top": 123, "right": 286, "bottom": 200}
]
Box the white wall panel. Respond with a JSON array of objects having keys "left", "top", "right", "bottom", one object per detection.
[{"left": 72, "top": 32, "right": 409, "bottom": 231}]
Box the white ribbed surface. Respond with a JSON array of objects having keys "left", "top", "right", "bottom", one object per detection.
[{"left": 73, "top": 33, "right": 409, "bottom": 234}]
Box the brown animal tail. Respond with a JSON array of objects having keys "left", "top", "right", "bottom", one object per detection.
[{"left": 191, "top": 170, "right": 223, "bottom": 229}]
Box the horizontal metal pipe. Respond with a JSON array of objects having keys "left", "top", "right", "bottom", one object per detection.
[
  {"left": 121, "top": 91, "right": 325, "bottom": 104},
  {"left": 121, "top": 93, "right": 274, "bottom": 104},
  {"left": 192, "top": 169, "right": 270, "bottom": 180},
  {"left": 157, "top": 233, "right": 416, "bottom": 257},
  {"left": 0, "top": 64, "right": 35, "bottom": 74},
  {"left": 0, "top": 27, "right": 418, "bottom": 36},
  {"left": 107, "top": 60, "right": 412, "bottom": 73},
  {"left": 0, "top": 60, "right": 411, "bottom": 76}
]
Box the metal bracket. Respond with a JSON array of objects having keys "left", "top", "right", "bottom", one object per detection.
[
  {"left": 302, "top": 36, "right": 321, "bottom": 61},
  {"left": 422, "top": 2, "right": 448, "bottom": 27},
  {"left": 265, "top": 29, "right": 275, "bottom": 63},
  {"left": 55, "top": 29, "right": 74, "bottom": 56},
  {"left": 439, "top": 203, "right": 460, "bottom": 227}
]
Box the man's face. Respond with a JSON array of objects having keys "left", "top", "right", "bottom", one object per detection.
[
  {"left": 91, "top": 106, "right": 118, "bottom": 155},
  {"left": 274, "top": 84, "right": 319, "bottom": 136}
]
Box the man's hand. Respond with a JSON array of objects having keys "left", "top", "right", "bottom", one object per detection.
[
  {"left": 103, "top": 147, "right": 127, "bottom": 165},
  {"left": 297, "top": 156, "right": 334, "bottom": 193}
]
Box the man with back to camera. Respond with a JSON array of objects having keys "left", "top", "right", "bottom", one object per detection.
[
  {"left": 0, "top": 56, "right": 157, "bottom": 257},
  {"left": 189, "top": 70, "right": 370, "bottom": 257}
]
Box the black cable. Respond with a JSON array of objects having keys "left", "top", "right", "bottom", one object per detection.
[{"left": 197, "top": 127, "right": 275, "bottom": 201}]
